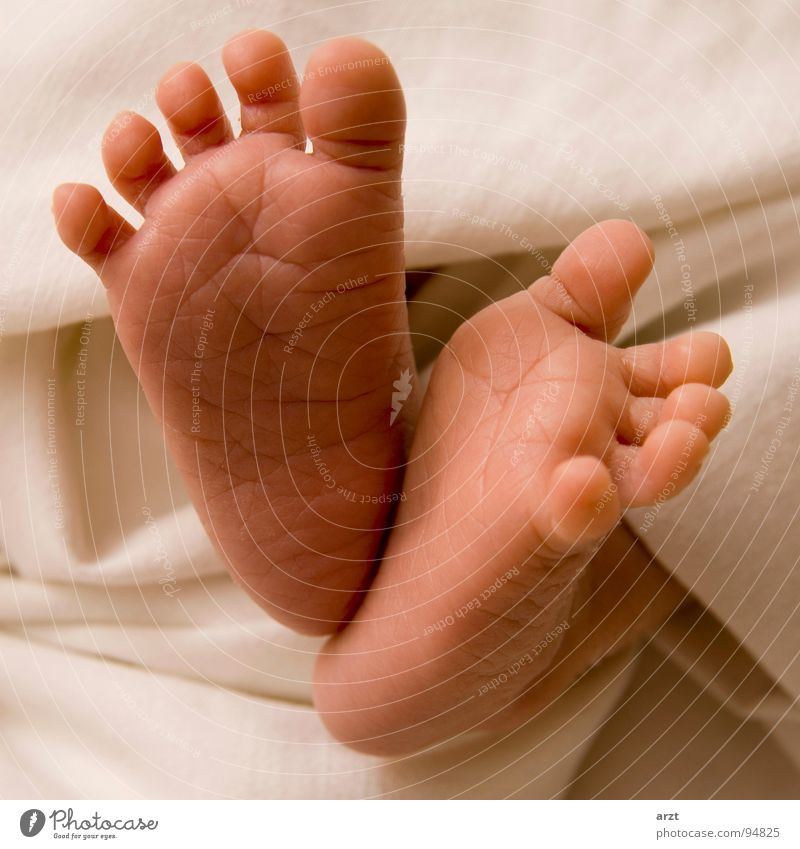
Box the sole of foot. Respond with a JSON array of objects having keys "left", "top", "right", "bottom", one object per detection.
[
  {"left": 314, "top": 219, "right": 732, "bottom": 754},
  {"left": 53, "top": 30, "right": 415, "bottom": 634}
]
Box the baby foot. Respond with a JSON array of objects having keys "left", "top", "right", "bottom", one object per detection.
[
  {"left": 53, "top": 30, "right": 414, "bottom": 633},
  {"left": 314, "top": 220, "right": 732, "bottom": 753}
]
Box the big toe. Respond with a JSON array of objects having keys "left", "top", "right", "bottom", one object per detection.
[
  {"left": 531, "top": 219, "right": 655, "bottom": 341},
  {"left": 299, "top": 37, "right": 406, "bottom": 170}
]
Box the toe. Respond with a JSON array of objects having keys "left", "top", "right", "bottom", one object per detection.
[
  {"left": 612, "top": 419, "right": 710, "bottom": 507},
  {"left": 620, "top": 331, "right": 733, "bottom": 397},
  {"left": 536, "top": 456, "right": 621, "bottom": 553},
  {"left": 102, "top": 111, "right": 176, "bottom": 213},
  {"left": 222, "top": 29, "right": 304, "bottom": 142},
  {"left": 155, "top": 62, "right": 232, "bottom": 159},
  {"left": 618, "top": 382, "right": 730, "bottom": 446},
  {"left": 659, "top": 383, "right": 731, "bottom": 440},
  {"left": 299, "top": 37, "right": 406, "bottom": 169},
  {"left": 52, "top": 183, "right": 135, "bottom": 276},
  {"left": 530, "top": 220, "right": 655, "bottom": 341}
]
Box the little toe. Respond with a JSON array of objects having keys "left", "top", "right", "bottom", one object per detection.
[
  {"left": 612, "top": 419, "right": 709, "bottom": 507},
  {"left": 535, "top": 456, "right": 621, "bottom": 554},
  {"left": 222, "top": 29, "right": 303, "bottom": 142},
  {"left": 52, "top": 183, "right": 135, "bottom": 276},
  {"left": 620, "top": 331, "right": 733, "bottom": 397},
  {"left": 530, "top": 220, "right": 655, "bottom": 341},
  {"left": 155, "top": 62, "right": 232, "bottom": 159},
  {"left": 299, "top": 37, "right": 406, "bottom": 169},
  {"left": 102, "top": 111, "right": 176, "bottom": 213}
]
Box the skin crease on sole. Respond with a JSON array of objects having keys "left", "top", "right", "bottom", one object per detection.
[{"left": 52, "top": 30, "right": 733, "bottom": 756}]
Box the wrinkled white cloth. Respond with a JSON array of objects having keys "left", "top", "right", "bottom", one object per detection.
[{"left": 1, "top": 0, "right": 799, "bottom": 798}]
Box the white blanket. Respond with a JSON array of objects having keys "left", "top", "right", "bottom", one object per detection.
[{"left": 2, "top": 0, "right": 799, "bottom": 798}]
